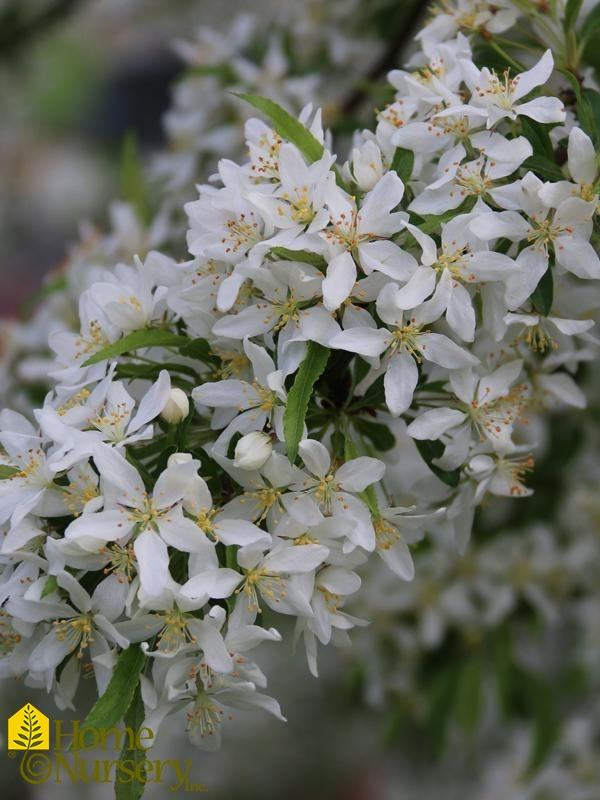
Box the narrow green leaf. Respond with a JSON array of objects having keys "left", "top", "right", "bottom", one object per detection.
[
  {"left": 83, "top": 330, "right": 189, "bottom": 366},
  {"left": 269, "top": 247, "right": 328, "bottom": 270},
  {"left": 426, "top": 663, "right": 461, "bottom": 756},
  {"left": 74, "top": 645, "right": 146, "bottom": 750},
  {"left": 493, "top": 627, "right": 514, "bottom": 716},
  {"left": 121, "top": 132, "right": 151, "bottom": 226},
  {"left": 390, "top": 147, "right": 414, "bottom": 184},
  {"left": 561, "top": 71, "right": 600, "bottom": 143},
  {"left": 115, "top": 687, "right": 148, "bottom": 800},
  {"left": 564, "top": 0, "right": 584, "bottom": 32},
  {"left": 530, "top": 266, "right": 553, "bottom": 316},
  {"left": 581, "top": 4, "right": 600, "bottom": 49},
  {"left": 233, "top": 92, "right": 325, "bottom": 163},
  {"left": 580, "top": 88, "right": 600, "bottom": 145},
  {"left": 284, "top": 342, "right": 329, "bottom": 463},
  {"left": 233, "top": 92, "right": 350, "bottom": 190},
  {"left": 0, "top": 465, "right": 20, "bottom": 479},
  {"left": 525, "top": 679, "right": 560, "bottom": 774},
  {"left": 415, "top": 439, "right": 461, "bottom": 487}
]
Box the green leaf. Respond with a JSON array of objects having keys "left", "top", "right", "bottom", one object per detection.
[
  {"left": 562, "top": 72, "right": 600, "bottom": 144},
  {"left": 41, "top": 575, "right": 58, "bottom": 599},
  {"left": 121, "top": 132, "right": 151, "bottom": 226},
  {"left": 180, "top": 338, "right": 213, "bottom": 362},
  {"left": 390, "top": 147, "right": 414, "bottom": 184},
  {"left": 426, "top": 663, "right": 461, "bottom": 755},
  {"left": 284, "top": 342, "right": 330, "bottom": 463},
  {"left": 344, "top": 435, "right": 379, "bottom": 516},
  {"left": 233, "top": 93, "right": 325, "bottom": 163},
  {"left": 355, "top": 418, "right": 396, "bottom": 451},
  {"left": 581, "top": 4, "right": 600, "bottom": 51},
  {"left": 115, "top": 687, "right": 148, "bottom": 800},
  {"left": 410, "top": 198, "right": 476, "bottom": 234},
  {"left": 580, "top": 88, "right": 600, "bottom": 145},
  {"left": 493, "top": 627, "right": 514, "bottom": 716},
  {"left": 415, "top": 439, "right": 461, "bottom": 487},
  {"left": 530, "top": 266, "right": 553, "bottom": 316},
  {"left": 233, "top": 93, "right": 350, "bottom": 190},
  {"left": 519, "top": 118, "right": 555, "bottom": 161},
  {"left": 455, "top": 657, "right": 483, "bottom": 733},
  {"left": 83, "top": 330, "right": 190, "bottom": 366},
  {"left": 564, "top": 0, "right": 584, "bottom": 32},
  {"left": 269, "top": 247, "right": 328, "bottom": 270},
  {"left": 525, "top": 678, "right": 560, "bottom": 774},
  {"left": 0, "top": 465, "right": 20, "bottom": 479},
  {"left": 522, "top": 155, "right": 565, "bottom": 182},
  {"left": 74, "top": 646, "right": 146, "bottom": 750}
]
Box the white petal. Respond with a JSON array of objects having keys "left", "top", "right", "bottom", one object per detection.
[
  {"left": 407, "top": 408, "right": 466, "bottom": 440},
  {"left": 129, "top": 370, "right": 171, "bottom": 434},
  {"left": 515, "top": 97, "right": 565, "bottom": 124},
  {"left": 263, "top": 544, "right": 328, "bottom": 573},
  {"left": 336, "top": 457, "right": 385, "bottom": 491},
  {"left": 298, "top": 439, "right": 331, "bottom": 477},
  {"left": 555, "top": 236, "right": 600, "bottom": 279},
  {"left": 182, "top": 569, "right": 243, "bottom": 601},
  {"left": 419, "top": 332, "right": 478, "bottom": 368},
  {"left": 384, "top": 351, "right": 418, "bottom": 416},
  {"left": 329, "top": 327, "right": 389, "bottom": 357},
  {"left": 567, "top": 127, "right": 597, "bottom": 184},
  {"left": 322, "top": 251, "right": 356, "bottom": 311}
]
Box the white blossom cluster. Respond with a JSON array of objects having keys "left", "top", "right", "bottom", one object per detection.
[{"left": 1, "top": 0, "right": 599, "bottom": 763}]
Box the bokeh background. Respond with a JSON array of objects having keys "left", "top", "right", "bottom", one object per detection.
[{"left": 2, "top": 1, "right": 600, "bottom": 799}]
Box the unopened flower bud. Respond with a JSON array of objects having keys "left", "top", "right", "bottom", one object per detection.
[
  {"left": 160, "top": 388, "right": 189, "bottom": 424},
  {"left": 167, "top": 452, "right": 193, "bottom": 467},
  {"left": 233, "top": 431, "right": 272, "bottom": 470}
]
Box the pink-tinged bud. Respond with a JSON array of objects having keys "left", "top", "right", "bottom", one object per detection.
[
  {"left": 160, "top": 388, "right": 190, "bottom": 424},
  {"left": 233, "top": 431, "right": 272, "bottom": 470}
]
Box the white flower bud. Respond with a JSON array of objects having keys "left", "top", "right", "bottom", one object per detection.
[
  {"left": 350, "top": 140, "right": 384, "bottom": 191},
  {"left": 167, "top": 452, "right": 193, "bottom": 467},
  {"left": 233, "top": 431, "right": 272, "bottom": 470},
  {"left": 160, "top": 388, "right": 190, "bottom": 424}
]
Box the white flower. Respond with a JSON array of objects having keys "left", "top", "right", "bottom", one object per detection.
[
  {"left": 330, "top": 284, "right": 479, "bottom": 416},
  {"left": 289, "top": 439, "right": 385, "bottom": 552},
  {"left": 319, "top": 172, "right": 415, "bottom": 310},
  {"left": 9, "top": 571, "right": 129, "bottom": 672},
  {"left": 458, "top": 49, "right": 566, "bottom": 128},
  {"left": 231, "top": 539, "right": 329, "bottom": 626}
]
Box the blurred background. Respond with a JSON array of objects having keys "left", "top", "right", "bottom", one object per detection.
[{"left": 1, "top": 1, "right": 600, "bottom": 799}]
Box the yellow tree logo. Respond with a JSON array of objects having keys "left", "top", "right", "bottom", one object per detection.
[{"left": 8, "top": 704, "right": 49, "bottom": 750}]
